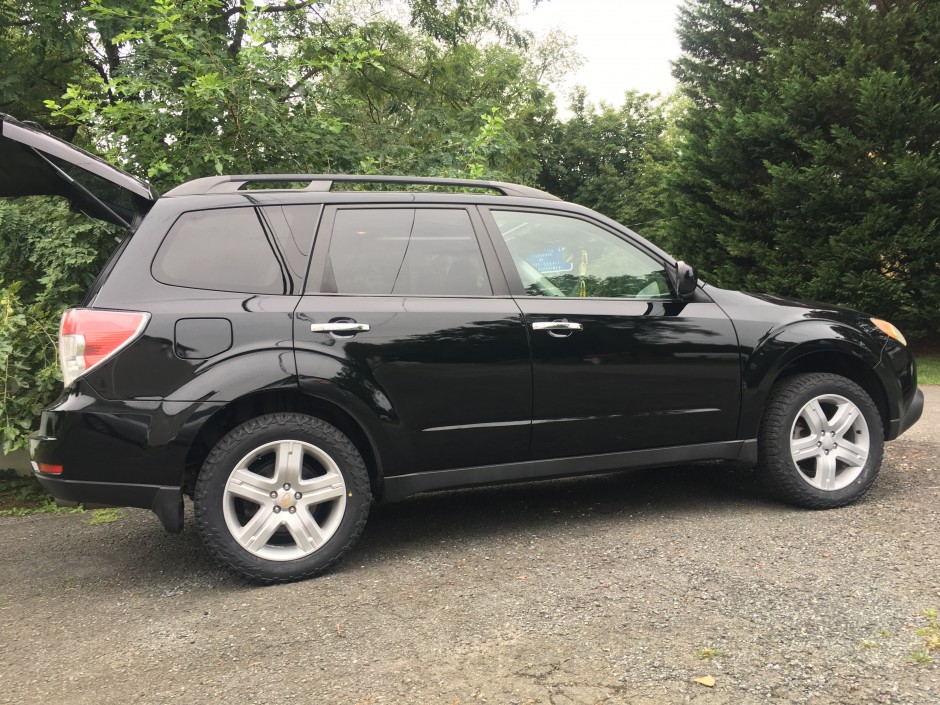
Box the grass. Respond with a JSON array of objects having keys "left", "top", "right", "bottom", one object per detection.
[
  {"left": 87, "top": 507, "right": 121, "bottom": 524},
  {"left": 1, "top": 469, "right": 125, "bottom": 524},
  {"left": 0, "top": 469, "right": 83, "bottom": 517},
  {"left": 915, "top": 352, "right": 940, "bottom": 385},
  {"left": 696, "top": 647, "right": 721, "bottom": 661},
  {"left": 916, "top": 610, "right": 940, "bottom": 652},
  {"left": 908, "top": 609, "right": 940, "bottom": 665}
]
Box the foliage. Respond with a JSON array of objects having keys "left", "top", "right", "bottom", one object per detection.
[
  {"left": 0, "top": 1, "right": 87, "bottom": 139},
  {"left": 326, "top": 4, "right": 576, "bottom": 180},
  {"left": 0, "top": 199, "right": 117, "bottom": 452},
  {"left": 86, "top": 507, "right": 122, "bottom": 524},
  {"left": 0, "top": 468, "right": 83, "bottom": 515},
  {"left": 0, "top": 0, "right": 575, "bottom": 449},
  {"left": 537, "top": 89, "right": 675, "bottom": 246},
  {"left": 669, "top": 0, "right": 940, "bottom": 340},
  {"left": 35, "top": 0, "right": 572, "bottom": 187},
  {"left": 43, "top": 0, "right": 385, "bottom": 186}
]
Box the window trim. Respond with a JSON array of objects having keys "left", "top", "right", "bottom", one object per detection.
[
  {"left": 477, "top": 205, "right": 680, "bottom": 302},
  {"left": 257, "top": 203, "right": 323, "bottom": 295},
  {"left": 303, "top": 204, "right": 511, "bottom": 297}
]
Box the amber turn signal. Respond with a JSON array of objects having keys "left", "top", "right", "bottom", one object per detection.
[{"left": 871, "top": 318, "right": 907, "bottom": 346}]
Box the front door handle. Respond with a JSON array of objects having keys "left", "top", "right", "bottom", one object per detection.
[
  {"left": 310, "top": 322, "right": 371, "bottom": 337},
  {"left": 531, "top": 320, "right": 583, "bottom": 332}
]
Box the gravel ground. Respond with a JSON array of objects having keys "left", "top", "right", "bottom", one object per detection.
[{"left": 1, "top": 389, "right": 938, "bottom": 705}]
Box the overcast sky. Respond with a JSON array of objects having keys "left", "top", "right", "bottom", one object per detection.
[{"left": 517, "top": 0, "right": 683, "bottom": 109}]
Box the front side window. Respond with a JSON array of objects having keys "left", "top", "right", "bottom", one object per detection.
[
  {"left": 323, "top": 208, "right": 492, "bottom": 296},
  {"left": 152, "top": 208, "right": 284, "bottom": 294},
  {"left": 491, "top": 210, "right": 672, "bottom": 299}
]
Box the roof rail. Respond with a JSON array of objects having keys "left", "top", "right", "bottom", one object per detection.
[{"left": 163, "top": 174, "right": 560, "bottom": 201}]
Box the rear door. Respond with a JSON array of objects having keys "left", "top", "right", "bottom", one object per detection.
[
  {"left": 0, "top": 114, "right": 155, "bottom": 226},
  {"left": 293, "top": 204, "right": 532, "bottom": 476}
]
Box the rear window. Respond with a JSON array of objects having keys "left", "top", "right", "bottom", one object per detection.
[
  {"left": 152, "top": 208, "right": 285, "bottom": 294},
  {"left": 321, "top": 208, "right": 491, "bottom": 296}
]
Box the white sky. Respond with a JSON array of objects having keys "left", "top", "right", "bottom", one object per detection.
[{"left": 517, "top": 0, "right": 683, "bottom": 109}]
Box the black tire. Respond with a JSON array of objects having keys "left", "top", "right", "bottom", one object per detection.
[
  {"left": 758, "top": 372, "right": 884, "bottom": 509},
  {"left": 194, "top": 413, "right": 371, "bottom": 584}
]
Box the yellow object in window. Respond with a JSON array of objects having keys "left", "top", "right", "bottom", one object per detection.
[{"left": 579, "top": 250, "right": 589, "bottom": 297}]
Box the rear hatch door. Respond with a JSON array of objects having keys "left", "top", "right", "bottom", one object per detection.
[{"left": 0, "top": 114, "right": 156, "bottom": 226}]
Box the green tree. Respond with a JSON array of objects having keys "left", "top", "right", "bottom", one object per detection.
[
  {"left": 669, "top": 0, "right": 940, "bottom": 340},
  {"left": 0, "top": 200, "right": 117, "bottom": 451},
  {"left": 0, "top": 0, "right": 575, "bottom": 450},
  {"left": 0, "top": 1, "right": 88, "bottom": 137},
  {"left": 537, "top": 89, "right": 675, "bottom": 245}
]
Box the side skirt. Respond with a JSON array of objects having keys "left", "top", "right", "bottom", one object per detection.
[{"left": 383, "top": 439, "right": 758, "bottom": 501}]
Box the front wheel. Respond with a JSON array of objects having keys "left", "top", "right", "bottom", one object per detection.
[
  {"left": 758, "top": 373, "right": 884, "bottom": 509},
  {"left": 195, "top": 413, "right": 371, "bottom": 583}
]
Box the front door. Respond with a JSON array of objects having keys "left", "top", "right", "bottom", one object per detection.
[{"left": 482, "top": 207, "right": 741, "bottom": 459}]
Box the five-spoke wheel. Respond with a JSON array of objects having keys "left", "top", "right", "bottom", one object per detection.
[
  {"left": 759, "top": 373, "right": 883, "bottom": 508},
  {"left": 789, "top": 393, "right": 870, "bottom": 492},
  {"left": 195, "top": 413, "right": 370, "bottom": 583},
  {"left": 223, "top": 440, "right": 348, "bottom": 561}
]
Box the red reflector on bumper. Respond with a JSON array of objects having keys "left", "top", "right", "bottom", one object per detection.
[{"left": 37, "top": 463, "right": 63, "bottom": 475}]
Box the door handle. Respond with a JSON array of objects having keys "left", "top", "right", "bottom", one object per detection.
[
  {"left": 310, "top": 322, "right": 370, "bottom": 335},
  {"left": 531, "top": 320, "right": 583, "bottom": 332}
]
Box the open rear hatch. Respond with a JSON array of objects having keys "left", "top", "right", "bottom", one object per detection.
[{"left": 0, "top": 114, "right": 156, "bottom": 227}]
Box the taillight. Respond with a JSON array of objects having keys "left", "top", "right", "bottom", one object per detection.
[{"left": 59, "top": 309, "right": 150, "bottom": 387}]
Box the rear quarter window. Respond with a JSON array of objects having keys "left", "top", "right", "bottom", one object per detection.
[{"left": 152, "top": 208, "right": 285, "bottom": 294}]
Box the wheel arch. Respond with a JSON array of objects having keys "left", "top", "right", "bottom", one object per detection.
[
  {"left": 183, "top": 389, "right": 385, "bottom": 501},
  {"left": 768, "top": 351, "right": 890, "bottom": 439},
  {"left": 741, "top": 326, "right": 890, "bottom": 440}
]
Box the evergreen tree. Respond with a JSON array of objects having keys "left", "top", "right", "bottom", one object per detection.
[{"left": 670, "top": 0, "right": 940, "bottom": 340}]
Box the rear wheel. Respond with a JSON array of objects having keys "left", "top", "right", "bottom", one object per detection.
[
  {"left": 195, "top": 413, "right": 370, "bottom": 583},
  {"left": 758, "top": 373, "right": 883, "bottom": 508}
]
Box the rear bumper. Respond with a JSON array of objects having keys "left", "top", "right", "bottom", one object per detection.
[
  {"left": 28, "top": 381, "right": 222, "bottom": 532},
  {"left": 31, "top": 470, "right": 183, "bottom": 533}
]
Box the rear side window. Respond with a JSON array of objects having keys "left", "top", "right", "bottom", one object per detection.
[
  {"left": 152, "top": 208, "right": 285, "bottom": 294},
  {"left": 321, "top": 208, "right": 491, "bottom": 296}
]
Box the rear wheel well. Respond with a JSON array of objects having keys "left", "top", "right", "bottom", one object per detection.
[
  {"left": 774, "top": 352, "right": 889, "bottom": 438},
  {"left": 183, "top": 390, "right": 382, "bottom": 500}
]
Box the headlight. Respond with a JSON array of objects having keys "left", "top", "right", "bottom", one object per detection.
[{"left": 870, "top": 318, "right": 907, "bottom": 346}]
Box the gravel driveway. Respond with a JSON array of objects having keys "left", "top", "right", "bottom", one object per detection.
[{"left": 1, "top": 389, "right": 938, "bottom": 705}]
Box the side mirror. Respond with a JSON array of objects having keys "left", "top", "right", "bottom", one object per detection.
[{"left": 673, "top": 261, "right": 698, "bottom": 300}]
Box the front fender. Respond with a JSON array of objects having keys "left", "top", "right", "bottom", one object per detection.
[{"left": 739, "top": 320, "right": 884, "bottom": 438}]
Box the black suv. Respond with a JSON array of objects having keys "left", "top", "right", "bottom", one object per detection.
[{"left": 1, "top": 115, "right": 923, "bottom": 583}]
